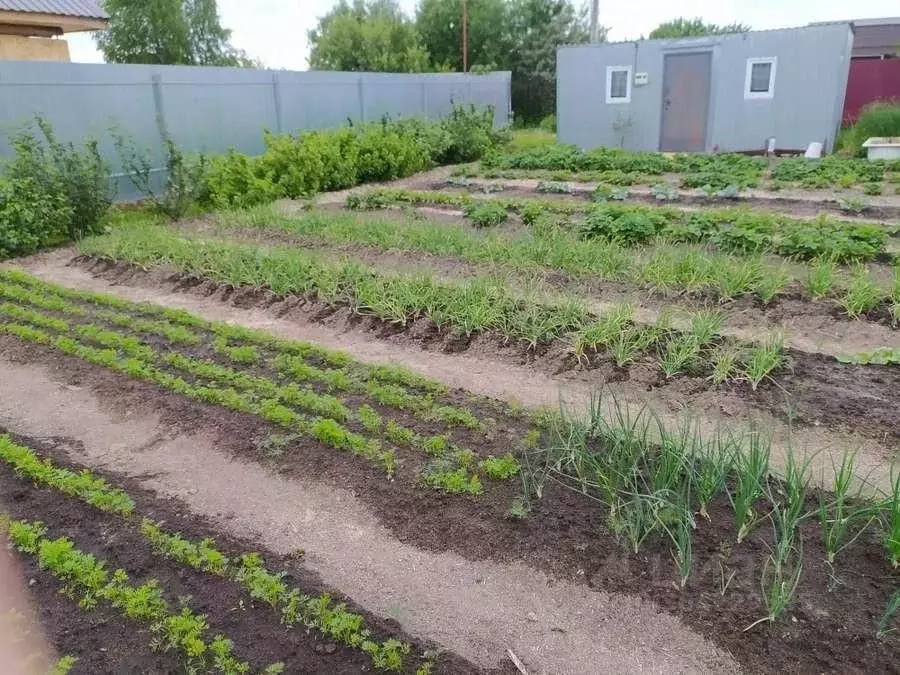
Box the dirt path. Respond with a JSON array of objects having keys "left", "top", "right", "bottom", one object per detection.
[
  {"left": 6, "top": 249, "right": 897, "bottom": 494},
  {"left": 0, "top": 358, "right": 738, "bottom": 674}
]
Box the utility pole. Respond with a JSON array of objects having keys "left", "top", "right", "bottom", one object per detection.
[
  {"left": 589, "top": 0, "right": 599, "bottom": 42},
  {"left": 462, "top": 0, "right": 468, "bottom": 72}
]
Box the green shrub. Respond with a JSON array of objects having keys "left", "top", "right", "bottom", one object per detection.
[
  {"left": 581, "top": 205, "right": 665, "bottom": 245},
  {"left": 353, "top": 122, "right": 431, "bottom": 183},
  {"left": 438, "top": 104, "right": 507, "bottom": 164},
  {"left": 205, "top": 150, "right": 280, "bottom": 209},
  {"left": 260, "top": 128, "right": 359, "bottom": 197},
  {"left": 0, "top": 126, "right": 79, "bottom": 259},
  {"left": 840, "top": 101, "right": 900, "bottom": 156},
  {"left": 538, "top": 115, "right": 557, "bottom": 134},
  {"left": 463, "top": 200, "right": 508, "bottom": 228},
  {"left": 0, "top": 118, "right": 114, "bottom": 259},
  {"left": 114, "top": 130, "right": 206, "bottom": 219},
  {"left": 31, "top": 118, "right": 112, "bottom": 241}
]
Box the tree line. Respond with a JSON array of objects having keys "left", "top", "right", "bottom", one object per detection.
[{"left": 96, "top": 0, "right": 749, "bottom": 122}]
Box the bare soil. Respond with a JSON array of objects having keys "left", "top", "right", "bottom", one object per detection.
[
  {"left": 6, "top": 249, "right": 897, "bottom": 494},
  {"left": 0, "top": 348, "right": 736, "bottom": 675},
  {"left": 0, "top": 339, "right": 897, "bottom": 674},
  {"left": 0, "top": 429, "right": 439, "bottom": 674}
]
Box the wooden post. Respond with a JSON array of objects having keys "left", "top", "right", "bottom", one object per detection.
[{"left": 462, "top": 0, "right": 468, "bottom": 72}]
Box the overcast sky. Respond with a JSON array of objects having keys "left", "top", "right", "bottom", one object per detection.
[{"left": 67, "top": 0, "right": 899, "bottom": 69}]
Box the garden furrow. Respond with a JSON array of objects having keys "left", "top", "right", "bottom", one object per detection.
[
  {"left": 5, "top": 248, "right": 897, "bottom": 493},
  {"left": 61, "top": 224, "right": 900, "bottom": 448},
  {"left": 184, "top": 213, "right": 900, "bottom": 359},
  {"left": 440, "top": 174, "right": 900, "bottom": 221},
  {"left": 0, "top": 270, "right": 523, "bottom": 495},
  {"left": 0, "top": 434, "right": 444, "bottom": 673},
  {"left": 0, "top": 359, "right": 740, "bottom": 674}
]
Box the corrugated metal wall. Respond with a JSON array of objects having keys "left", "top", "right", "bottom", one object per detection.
[
  {"left": 843, "top": 59, "right": 900, "bottom": 123},
  {"left": 0, "top": 61, "right": 511, "bottom": 199},
  {"left": 557, "top": 23, "right": 853, "bottom": 153}
]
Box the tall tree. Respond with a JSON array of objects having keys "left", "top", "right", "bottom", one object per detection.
[
  {"left": 97, "top": 0, "right": 257, "bottom": 67},
  {"left": 308, "top": 0, "right": 429, "bottom": 72},
  {"left": 416, "top": 0, "right": 591, "bottom": 121},
  {"left": 97, "top": 0, "right": 191, "bottom": 64},
  {"left": 649, "top": 17, "right": 750, "bottom": 39},
  {"left": 505, "top": 0, "right": 593, "bottom": 121},
  {"left": 416, "top": 0, "right": 511, "bottom": 71}
]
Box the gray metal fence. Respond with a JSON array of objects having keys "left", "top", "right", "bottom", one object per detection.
[{"left": 0, "top": 61, "right": 511, "bottom": 199}]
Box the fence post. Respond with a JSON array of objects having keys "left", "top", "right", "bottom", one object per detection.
[
  {"left": 357, "top": 75, "right": 366, "bottom": 123},
  {"left": 150, "top": 73, "right": 170, "bottom": 193},
  {"left": 421, "top": 80, "right": 427, "bottom": 118},
  {"left": 272, "top": 72, "right": 283, "bottom": 133},
  {"left": 151, "top": 73, "right": 169, "bottom": 142}
]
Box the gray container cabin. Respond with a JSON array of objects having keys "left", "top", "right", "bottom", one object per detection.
[{"left": 557, "top": 23, "right": 854, "bottom": 153}]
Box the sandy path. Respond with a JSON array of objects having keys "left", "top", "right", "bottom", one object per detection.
[
  {"left": 6, "top": 250, "right": 896, "bottom": 493},
  {"left": 0, "top": 358, "right": 738, "bottom": 674}
]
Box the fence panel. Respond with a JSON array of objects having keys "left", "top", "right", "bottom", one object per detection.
[{"left": 0, "top": 61, "right": 511, "bottom": 199}]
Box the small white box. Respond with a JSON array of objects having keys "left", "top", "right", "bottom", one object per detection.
[{"left": 634, "top": 72, "right": 649, "bottom": 86}]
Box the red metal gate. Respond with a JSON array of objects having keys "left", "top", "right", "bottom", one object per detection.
[{"left": 843, "top": 59, "right": 900, "bottom": 124}]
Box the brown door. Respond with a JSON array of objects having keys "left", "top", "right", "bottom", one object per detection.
[{"left": 660, "top": 52, "right": 712, "bottom": 152}]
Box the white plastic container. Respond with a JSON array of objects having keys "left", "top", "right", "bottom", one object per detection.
[{"left": 862, "top": 137, "right": 900, "bottom": 161}]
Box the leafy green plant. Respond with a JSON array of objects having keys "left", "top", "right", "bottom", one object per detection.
[
  {"left": 478, "top": 454, "right": 521, "bottom": 479},
  {"left": 755, "top": 266, "right": 790, "bottom": 304},
  {"left": 659, "top": 334, "right": 700, "bottom": 378},
  {"left": 694, "top": 443, "right": 733, "bottom": 520},
  {"left": 837, "top": 196, "right": 871, "bottom": 214},
  {"left": 710, "top": 344, "right": 740, "bottom": 385},
  {"left": 114, "top": 130, "right": 206, "bottom": 219},
  {"left": 49, "top": 656, "right": 78, "bottom": 675},
  {"left": 536, "top": 180, "right": 575, "bottom": 194},
  {"left": 463, "top": 200, "right": 508, "bottom": 228},
  {"left": 141, "top": 520, "right": 229, "bottom": 575},
  {"left": 423, "top": 465, "right": 484, "bottom": 495},
  {"left": 863, "top": 182, "right": 884, "bottom": 196},
  {"left": 0, "top": 435, "right": 134, "bottom": 515},
  {"left": 651, "top": 183, "right": 679, "bottom": 201}
]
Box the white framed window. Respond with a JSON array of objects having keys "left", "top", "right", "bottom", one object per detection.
[
  {"left": 605, "top": 65, "right": 632, "bottom": 104},
  {"left": 744, "top": 57, "right": 777, "bottom": 100}
]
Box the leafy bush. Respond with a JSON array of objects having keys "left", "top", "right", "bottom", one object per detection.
[
  {"left": 115, "top": 131, "right": 206, "bottom": 219},
  {"left": 463, "top": 200, "right": 508, "bottom": 228},
  {"left": 353, "top": 122, "right": 431, "bottom": 183},
  {"left": 436, "top": 104, "right": 507, "bottom": 164},
  {"left": 33, "top": 118, "right": 112, "bottom": 241},
  {"left": 201, "top": 105, "right": 506, "bottom": 209},
  {"left": 204, "top": 150, "right": 280, "bottom": 210},
  {"left": 260, "top": 128, "right": 359, "bottom": 197},
  {"left": 0, "top": 118, "right": 113, "bottom": 258},
  {"left": 539, "top": 114, "right": 557, "bottom": 134},
  {"left": 839, "top": 101, "right": 900, "bottom": 156},
  {"left": 581, "top": 204, "right": 666, "bottom": 245}
]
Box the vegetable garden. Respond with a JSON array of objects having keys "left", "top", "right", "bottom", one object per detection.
[{"left": 1, "top": 120, "right": 899, "bottom": 673}]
